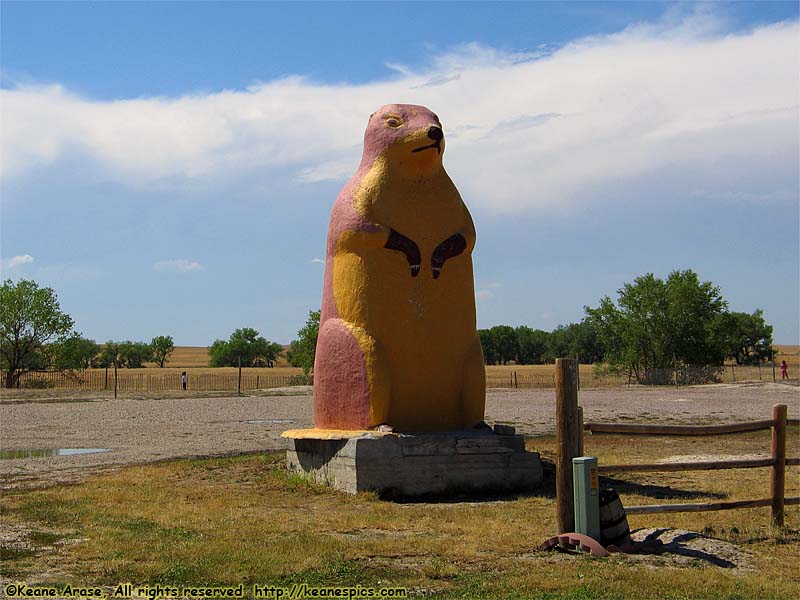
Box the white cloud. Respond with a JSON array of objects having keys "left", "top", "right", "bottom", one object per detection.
[
  {"left": 1, "top": 14, "right": 797, "bottom": 214},
  {"left": 476, "top": 289, "right": 494, "bottom": 302},
  {"left": 297, "top": 158, "right": 357, "bottom": 183},
  {"left": 153, "top": 259, "right": 205, "bottom": 273},
  {"left": 310, "top": 257, "right": 324, "bottom": 264},
  {"left": 0, "top": 254, "right": 34, "bottom": 271}
]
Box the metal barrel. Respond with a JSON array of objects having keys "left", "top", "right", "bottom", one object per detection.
[{"left": 599, "top": 488, "right": 631, "bottom": 547}]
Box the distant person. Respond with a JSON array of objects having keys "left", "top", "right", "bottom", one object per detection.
[
  {"left": 181, "top": 371, "right": 188, "bottom": 390},
  {"left": 781, "top": 360, "right": 789, "bottom": 380}
]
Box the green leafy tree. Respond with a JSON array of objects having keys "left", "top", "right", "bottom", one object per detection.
[
  {"left": 576, "top": 319, "right": 606, "bottom": 364},
  {"left": 585, "top": 270, "right": 729, "bottom": 382},
  {"left": 287, "top": 310, "right": 320, "bottom": 375},
  {"left": 97, "top": 341, "right": 123, "bottom": 369},
  {"left": 119, "top": 341, "right": 153, "bottom": 368},
  {"left": 254, "top": 342, "right": 284, "bottom": 367},
  {"left": 0, "top": 279, "right": 74, "bottom": 388},
  {"left": 209, "top": 328, "right": 283, "bottom": 367},
  {"left": 150, "top": 335, "right": 175, "bottom": 368},
  {"left": 489, "top": 325, "right": 518, "bottom": 365},
  {"left": 713, "top": 310, "right": 774, "bottom": 365},
  {"left": 663, "top": 270, "right": 727, "bottom": 365},
  {"left": 515, "top": 326, "right": 549, "bottom": 364},
  {"left": 545, "top": 325, "right": 572, "bottom": 363},
  {"left": 544, "top": 321, "right": 605, "bottom": 364},
  {"left": 572, "top": 320, "right": 606, "bottom": 364},
  {"left": 97, "top": 340, "right": 152, "bottom": 368},
  {"left": 208, "top": 339, "right": 229, "bottom": 367},
  {"left": 50, "top": 334, "right": 99, "bottom": 370},
  {"left": 477, "top": 329, "right": 499, "bottom": 365}
]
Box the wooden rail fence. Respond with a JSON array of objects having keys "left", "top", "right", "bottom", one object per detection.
[{"left": 554, "top": 358, "right": 798, "bottom": 533}]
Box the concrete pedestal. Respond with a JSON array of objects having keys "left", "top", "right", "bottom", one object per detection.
[{"left": 282, "top": 428, "right": 542, "bottom": 497}]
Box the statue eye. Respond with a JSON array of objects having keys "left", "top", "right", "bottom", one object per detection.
[{"left": 385, "top": 116, "right": 403, "bottom": 128}]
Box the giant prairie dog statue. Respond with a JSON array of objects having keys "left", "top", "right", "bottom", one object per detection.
[{"left": 313, "top": 104, "right": 486, "bottom": 432}]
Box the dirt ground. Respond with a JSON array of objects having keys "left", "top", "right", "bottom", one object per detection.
[{"left": 1, "top": 382, "right": 797, "bottom": 489}]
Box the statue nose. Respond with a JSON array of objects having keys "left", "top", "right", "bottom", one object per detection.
[{"left": 427, "top": 126, "right": 443, "bottom": 141}]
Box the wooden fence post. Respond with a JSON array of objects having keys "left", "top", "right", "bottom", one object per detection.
[
  {"left": 771, "top": 403, "right": 787, "bottom": 526},
  {"left": 556, "top": 358, "right": 579, "bottom": 534}
]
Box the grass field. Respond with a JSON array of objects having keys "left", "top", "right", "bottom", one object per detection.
[
  {"left": 157, "top": 346, "right": 295, "bottom": 368},
  {"left": 1, "top": 430, "right": 797, "bottom": 598}
]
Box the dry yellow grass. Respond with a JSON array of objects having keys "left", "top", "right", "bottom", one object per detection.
[
  {"left": 135, "top": 344, "right": 800, "bottom": 373},
  {"left": 1, "top": 429, "right": 798, "bottom": 598},
  {"left": 775, "top": 345, "right": 800, "bottom": 370},
  {"left": 775, "top": 344, "right": 799, "bottom": 355},
  {"left": 149, "top": 345, "right": 294, "bottom": 368}
]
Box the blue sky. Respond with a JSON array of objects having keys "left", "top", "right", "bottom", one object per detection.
[{"left": 1, "top": 1, "right": 798, "bottom": 346}]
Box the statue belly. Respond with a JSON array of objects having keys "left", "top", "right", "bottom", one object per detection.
[{"left": 333, "top": 247, "right": 477, "bottom": 431}]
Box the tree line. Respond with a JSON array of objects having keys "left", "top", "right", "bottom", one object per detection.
[
  {"left": 478, "top": 321, "right": 603, "bottom": 366},
  {"left": 481, "top": 270, "right": 774, "bottom": 383}
]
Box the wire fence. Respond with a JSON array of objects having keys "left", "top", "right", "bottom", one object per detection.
[
  {"left": 621, "top": 363, "right": 786, "bottom": 386},
  {"left": 3, "top": 369, "right": 304, "bottom": 392},
  {"left": 2, "top": 362, "right": 789, "bottom": 392},
  {"left": 486, "top": 372, "right": 623, "bottom": 389},
  {"left": 487, "top": 362, "right": 788, "bottom": 389}
]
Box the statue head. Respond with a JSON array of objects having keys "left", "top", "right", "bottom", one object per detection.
[{"left": 360, "top": 104, "right": 445, "bottom": 177}]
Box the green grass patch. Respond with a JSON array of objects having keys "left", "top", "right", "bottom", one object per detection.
[
  {"left": 28, "top": 530, "right": 66, "bottom": 546},
  {"left": 0, "top": 546, "right": 35, "bottom": 561}
]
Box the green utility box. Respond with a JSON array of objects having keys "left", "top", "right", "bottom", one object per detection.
[{"left": 573, "top": 456, "right": 600, "bottom": 541}]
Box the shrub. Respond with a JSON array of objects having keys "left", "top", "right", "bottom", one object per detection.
[{"left": 288, "top": 374, "right": 313, "bottom": 386}]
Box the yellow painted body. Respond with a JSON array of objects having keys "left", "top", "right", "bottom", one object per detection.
[
  {"left": 332, "top": 152, "right": 486, "bottom": 431},
  {"left": 281, "top": 428, "right": 394, "bottom": 440}
]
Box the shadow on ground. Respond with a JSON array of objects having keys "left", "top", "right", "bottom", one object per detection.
[{"left": 381, "top": 460, "right": 725, "bottom": 504}]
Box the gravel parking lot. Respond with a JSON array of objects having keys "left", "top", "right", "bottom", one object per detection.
[{"left": 1, "top": 382, "right": 797, "bottom": 489}]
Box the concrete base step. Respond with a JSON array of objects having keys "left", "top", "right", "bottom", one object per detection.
[{"left": 284, "top": 429, "right": 543, "bottom": 497}]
